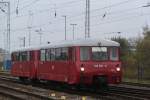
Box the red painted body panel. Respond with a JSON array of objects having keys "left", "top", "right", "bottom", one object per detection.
[
  {"left": 11, "top": 46, "right": 122, "bottom": 85},
  {"left": 11, "top": 51, "right": 38, "bottom": 79},
  {"left": 37, "top": 61, "right": 69, "bottom": 82},
  {"left": 76, "top": 61, "right": 122, "bottom": 84}
]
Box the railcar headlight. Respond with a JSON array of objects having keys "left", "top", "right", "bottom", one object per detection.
[
  {"left": 116, "top": 67, "right": 120, "bottom": 72},
  {"left": 81, "top": 67, "right": 85, "bottom": 72}
]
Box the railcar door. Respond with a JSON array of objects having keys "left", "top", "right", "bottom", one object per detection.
[
  {"left": 19, "top": 51, "right": 30, "bottom": 77},
  {"left": 53, "top": 47, "right": 69, "bottom": 82},
  {"left": 29, "top": 51, "right": 38, "bottom": 79},
  {"left": 11, "top": 52, "right": 20, "bottom": 77},
  {"left": 37, "top": 49, "right": 46, "bottom": 80},
  {"left": 68, "top": 47, "right": 78, "bottom": 84}
]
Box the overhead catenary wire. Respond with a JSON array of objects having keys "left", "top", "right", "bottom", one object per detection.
[
  {"left": 4, "top": 13, "right": 150, "bottom": 33},
  {"left": 0, "top": 0, "right": 140, "bottom": 22},
  {"left": 0, "top": 0, "right": 149, "bottom": 42},
  {"left": 0, "top": 0, "right": 143, "bottom": 37},
  {"left": 1, "top": 0, "right": 142, "bottom": 32},
  {"left": 1, "top": 6, "right": 150, "bottom": 34},
  {"left": 0, "top": 11, "right": 150, "bottom": 33}
]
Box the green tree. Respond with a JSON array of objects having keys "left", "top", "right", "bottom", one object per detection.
[
  {"left": 134, "top": 25, "right": 150, "bottom": 80},
  {"left": 112, "top": 37, "right": 137, "bottom": 79},
  {"left": 136, "top": 26, "right": 150, "bottom": 68}
]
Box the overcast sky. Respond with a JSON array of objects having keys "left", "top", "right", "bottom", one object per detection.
[{"left": 0, "top": 0, "right": 150, "bottom": 50}]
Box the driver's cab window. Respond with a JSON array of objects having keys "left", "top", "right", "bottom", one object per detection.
[
  {"left": 110, "top": 47, "right": 119, "bottom": 61},
  {"left": 80, "top": 47, "right": 90, "bottom": 61},
  {"left": 92, "top": 47, "right": 108, "bottom": 60}
]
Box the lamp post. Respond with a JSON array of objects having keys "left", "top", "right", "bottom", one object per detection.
[
  {"left": 62, "top": 16, "right": 67, "bottom": 40},
  {"left": 70, "top": 24, "right": 77, "bottom": 40}
]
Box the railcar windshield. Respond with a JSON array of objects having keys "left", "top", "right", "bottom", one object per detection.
[
  {"left": 92, "top": 47, "right": 108, "bottom": 60},
  {"left": 80, "top": 46, "right": 119, "bottom": 61}
]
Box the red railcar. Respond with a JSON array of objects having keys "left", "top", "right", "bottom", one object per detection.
[{"left": 11, "top": 39, "right": 122, "bottom": 88}]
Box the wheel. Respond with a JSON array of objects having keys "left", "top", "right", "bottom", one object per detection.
[{"left": 19, "top": 77, "right": 29, "bottom": 84}]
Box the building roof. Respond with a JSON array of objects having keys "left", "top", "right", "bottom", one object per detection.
[{"left": 12, "top": 38, "right": 120, "bottom": 52}]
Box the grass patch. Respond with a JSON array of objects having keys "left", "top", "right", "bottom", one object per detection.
[
  {"left": 123, "top": 78, "right": 150, "bottom": 84},
  {"left": 123, "top": 66, "right": 150, "bottom": 84}
]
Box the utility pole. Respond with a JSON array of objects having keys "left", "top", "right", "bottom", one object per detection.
[
  {"left": 85, "top": 0, "right": 90, "bottom": 38},
  {"left": 0, "top": 1, "right": 10, "bottom": 53},
  {"left": 23, "top": 37, "right": 25, "bottom": 47},
  {"left": 3, "top": 32, "right": 7, "bottom": 51},
  {"left": 8, "top": 2, "right": 10, "bottom": 52},
  {"left": 70, "top": 24, "right": 77, "bottom": 40},
  {"left": 0, "top": 1, "right": 10, "bottom": 69},
  {"left": 62, "top": 16, "right": 67, "bottom": 40},
  {"left": 28, "top": 26, "right": 31, "bottom": 46},
  {"left": 18, "top": 37, "right": 26, "bottom": 47},
  {"left": 35, "top": 28, "right": 43, "bottom": 45},
  {"left": 28, "top": 11, "right": 33, "bottom": 46}
]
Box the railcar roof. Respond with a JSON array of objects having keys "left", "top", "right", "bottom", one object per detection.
[{"left": 12, "top": 38, "right": 120, "bottom": 52}]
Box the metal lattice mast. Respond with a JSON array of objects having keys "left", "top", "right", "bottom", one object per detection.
[
  {"left": 0, "top": 1, "right": 10, "bottom": 54},
  {"left": 85, "top": 0, "right": 90, "bottom": 38}
]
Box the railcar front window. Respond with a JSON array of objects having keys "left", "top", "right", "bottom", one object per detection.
[
  {"left": 92, "top": 47, "right": 108, "bottom": 60},
  {"left": 110, "top": 47, "right": 119, "bottom": 61},
  {"left": 80, "top": 47, "right": 90, "bottom": 61}
]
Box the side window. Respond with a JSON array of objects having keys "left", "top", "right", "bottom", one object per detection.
[
  {"left": 110, "top": 47, "right": 119, "bottom": 61},
  {"left": 16, "top": 52, "right": 20, "bottom": 61},
  {"left": 40, "top": 49, "right": 46, "bottom": 61},
  {"left": 50, "top": 48, "right": 55, "bottom": 61},
  {"left": 61, "top": 48, "right": 68, "bottom": 61},
  {"left": 22, "top": 52, "right": 27, "bottom": 61},
  {"left": 72, "top": 47, "right": 76, "bottom": 61},
  {"left": 55, "top": 48, "right": 61, "bottom": 60},
  {"left": 12, "top": 53, "right": 16, "bottom": 61},
  {"left": 27, "top": 51, "right": 30, "bottom": 61},
  {"left": 69, "top": 47, "right": 76, "bottom": 61},
  {"left": 30, "top": 51, "right": 33, "bottom": 61},
  {"left": 13, "top": 52, "right": 20, "bottom": 61},
  {"left": 80, "top": 47, "right": 90, "bottom": 61},
  {"left": 12, "top": 51, "right": 30, "bottom": 61},
  {"left": 46, "top": 49, "right": 51, "bottom": 61},
  {"left": 20, "top": 52, "right": 23, "bottom": 61}
]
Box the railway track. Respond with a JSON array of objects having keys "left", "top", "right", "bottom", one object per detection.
[
  {"left": 0, "top": 72, "right": 150, "bottom": 100},
  {"left": 109, "top": 85, "right": 150, "bottom": 100},
  {"left": 0, "top": 74, "right": 112, "bottom": 100},
  {"left": 0, "top": 76, "right": 58, "bottom": 100},
  {"left": 122, "top": 81, "right": 150, "bottom": 88}
]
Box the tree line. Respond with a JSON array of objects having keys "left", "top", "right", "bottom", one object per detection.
[{"left": 112, "top": 26, "right": 150, "bottom": 80}]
